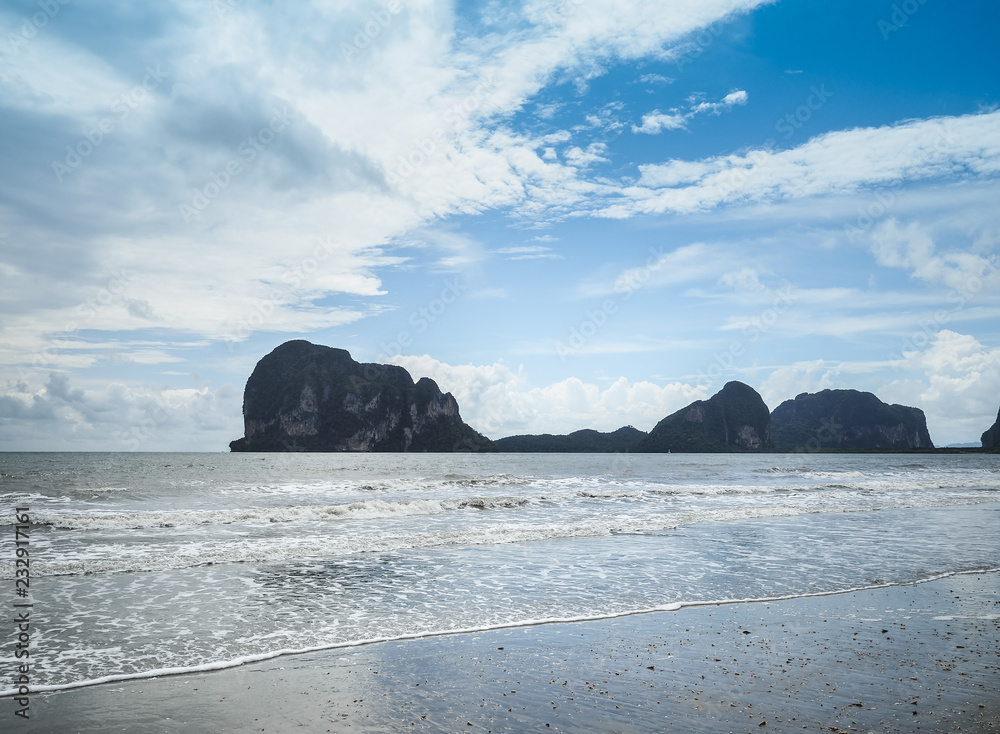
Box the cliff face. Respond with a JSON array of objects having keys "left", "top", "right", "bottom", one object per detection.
[
  {"left": 982, "top": 407, "right": 1000, "bottom": 448},
  {"left": 495, "top": 426, "right": 647, "bottom": 453},
  {"left": 770, "top": 389, "right": 933, "bottom": 451},
  {"left": 631, "top": 381, "right": 771, "bottom": 453},
  {"left": 229, "top": 340, "right": 494, "bottom": 452}
]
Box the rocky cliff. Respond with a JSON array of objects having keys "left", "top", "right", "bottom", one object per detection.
[
  {"left": 495, "top": 426, "right": 647, "bottom": 453},
  {"left": 228, "top": 340, "right": 494, "bottom": 452},
  {"left": 631, "top": 381, "right": 771, "bottom": 453},
  {"left": 770, "top": 389, "right": 933, "bottom": 450},
  {"left": 982, "top": 407, "right": 1000, "bottom": 448}
]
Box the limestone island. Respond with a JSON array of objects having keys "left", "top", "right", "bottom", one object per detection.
[{"left": 229, "top": 340, "right": 494, "bottom": 452}]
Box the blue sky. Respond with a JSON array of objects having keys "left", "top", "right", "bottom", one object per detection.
[{"left": 2, "top": 0, "right": 999, "bottom": 449}]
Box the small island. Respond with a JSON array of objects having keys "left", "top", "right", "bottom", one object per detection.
[
  {"left": 631, "top": 381, "right": 771, "bottom": 453},
  {"left": 770, "top": 389, "right": 933, "bottom": 450},
  {"left": 229, "top": 340, "right": 494, "bottom": 452},
  {"left": 495, "top": 426, "right": 647, "bottom": 453}
]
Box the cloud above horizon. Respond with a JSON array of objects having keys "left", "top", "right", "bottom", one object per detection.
[{"left": 599, "top": 110, "right": 1000, "bottom": 217}]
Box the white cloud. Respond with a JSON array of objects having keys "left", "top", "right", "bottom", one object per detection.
[
  {"left": 563, "top": 142, "right": 610, "bottom": 168},
  {"left": 632, "top": 110, "right": 688, "bottom": 135},
  {"left": 607, "top": 109, "right": 1000, "bottom": 216},
  {"left": 0, "top": 0, "right": 794, "bottom": 382},
  {"left": 869, "top": 218, "right": 1000, "bottom": 293},
  {"left": 881, "top": 330, "right": 1000, "bottom": 445},
  {"left": 692, "top": 89, "right": 749, "bottom": 115},
  {"left": 496, "top": 245, "right": 562, "bottom": 260},
  {"left": 0, "top": 31, "right": 129, "bottom": 119},
  {"left": 407, "top": 230, "right": 490, "bottom": 272},
  {"left": 388, "top": 354, "right": 707, "bottom": 437},
  {"left": 718, "top": 267, "right": 766, "bottom": 291},
  {"left": 721, "top": 89, "right": 748, "bottom": 106},
  {"left": 576, "top": 242, "right": 738, "bottom": 297},
  {"left": 534, "top": 102, "right": 563, "bottom": 120},
  {"left": 618, "top": 243, "right": 723, "bottom": 291},
  {"left": 0, "top": 373, "right": 242, "bottom": 451},
  {"left": 758, "top": 361, "right": 841, "bottom": 411},
  {"left": 638, "top": 73, "right": 675, "bottom": 85},
  {"left": 633, "top": 89, "right": 748, "bottom": 134},
  {"left": 469, "top": 287, "right": 508, "bottom": 300},
  {"left": 518, "top": 0, "right": 772, "bottom": 66}
]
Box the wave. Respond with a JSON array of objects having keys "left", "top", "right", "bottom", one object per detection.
[
  {"left": 12, "top": 476, "right": 998, "bottom": 534},
  {"left": 577, "top": 489, "right": 644, "bottom": 499},
  {"left": 2, "top": 566, "right": 995, "bottom": 700},
  {"left": 649, "top": 483, "right": 793, "bottom": 496},
  {"left": 30, "top": 495, "right": 535, "bottom": 531},
  {"left": 11, "top": 497, "right": 994, "bottom": 579},
  {"left": 456, "top": 496, "right": 530, "bottom": 509},
  {"left": 17, "top": 513, "right": 680, "bottom": 577},
  {"left": 442, "top": 473, "right": 524, "bottom": 487},
  {"left": 755, "top": 466, "right": 813, "bottom": 474}
]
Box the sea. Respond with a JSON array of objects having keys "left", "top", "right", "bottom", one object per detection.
[{"left": 1, "top": 451, "right": 998, "bottom": 697}]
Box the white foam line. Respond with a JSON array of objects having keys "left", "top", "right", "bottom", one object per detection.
[
  {"left": 8, "top": 497, "right": 996, "bottom": 580},
  {"left": 28, "top": 495, "right": 534, "bottom": 532},
  {"left": 2, "top": 567, "right": 996, "bottom": 699}
]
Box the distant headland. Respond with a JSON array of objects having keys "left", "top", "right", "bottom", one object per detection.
[{"left": 228, "top": 340, "right": 999, "bottom": 453}]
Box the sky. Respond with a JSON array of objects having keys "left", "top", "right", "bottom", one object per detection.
[{"left": 1, "top": 0, "right": 999, "bottom": 450}]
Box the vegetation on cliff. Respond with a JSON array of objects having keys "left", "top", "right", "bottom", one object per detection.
[
  {"left": 770, "top": 389, "right": 933, "bottom": 450},
  {"left": 229, "top": 340, "right": 494, "bottom": 452},
  {"left": 495, "top": 426, "right": 647, "bottom": 453},
  {"left": 630, "top": 382, "right": 772, "bottom": 453},
  {"left": 982, "top": 407, "right": 1000, "bottom": 448}
]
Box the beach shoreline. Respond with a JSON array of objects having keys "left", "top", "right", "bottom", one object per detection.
[{"left": 11, "top": 570, "right": 999, "bottom": 732}]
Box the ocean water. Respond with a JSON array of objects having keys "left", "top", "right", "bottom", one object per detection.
[{"left": 1, "top": 451, "right": 998, "bottom": 695}]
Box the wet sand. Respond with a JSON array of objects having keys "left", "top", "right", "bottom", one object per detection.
[{"left": 13, "top": 571, "right": 1000, "bottom": 732}]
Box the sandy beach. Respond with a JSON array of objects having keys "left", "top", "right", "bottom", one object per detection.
[{"left": 12, "top": 570, "right": 998, "bottom": 733}]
